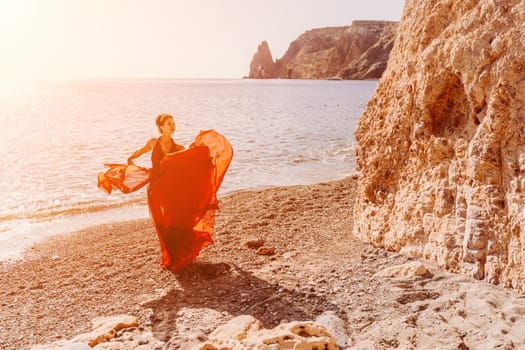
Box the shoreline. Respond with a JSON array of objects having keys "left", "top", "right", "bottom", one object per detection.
[
  {"left": 0, "top": 173, "right": 355, "bottom": 264},
  {"left": 0, "top": 204, "right": 151, "bottom": 263},
  {"left": 2, "top": 176, "right": 525, "bottom": 350}
]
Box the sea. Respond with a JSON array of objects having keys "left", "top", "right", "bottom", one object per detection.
[{"left": 0, "top": 78, "right": 377, "bottom": 260}]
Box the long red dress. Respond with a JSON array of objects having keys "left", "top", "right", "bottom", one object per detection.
[{"left": 97, "top": 130, "right": 233, "bottom": 270}]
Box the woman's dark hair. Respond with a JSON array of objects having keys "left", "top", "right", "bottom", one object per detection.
[{"left": 156, "top": 113, "right": 173, "bottom": 133}]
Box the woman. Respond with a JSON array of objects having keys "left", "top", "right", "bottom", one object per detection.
[
  {"left": 126, "top": 113, "right": 185, "bottom": 168},
  {"left": 98, "top": 113, "right": 233, "bottom": 271}
]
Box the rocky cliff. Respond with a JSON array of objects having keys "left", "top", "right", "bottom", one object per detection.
[
  {"left": 353, "top": 0, "right": 525, "bottom": 290},
  {"left": 248, "top": 21, "right": 398, "bottom": 80}
]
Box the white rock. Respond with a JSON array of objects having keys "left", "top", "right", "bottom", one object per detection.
[
  {"left": 315, "top": 311, "right": 352, "bottom": 348},
  {"left": 72, "top": 314, "right": 138, "bottom": 347},
  {"left": 194, "top": 315, "right": 338, "bottom": 350},
  {"left": 375, "top": 262, "right": 429, "bottom": 278}
]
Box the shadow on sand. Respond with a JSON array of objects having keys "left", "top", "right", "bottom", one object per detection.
[{"left": 143, "top": 261, "right": 346, "bottom": 340}]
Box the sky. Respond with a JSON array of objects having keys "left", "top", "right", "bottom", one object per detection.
[{"left": 0, "top": 0, "right": 405, "bottom": 80}]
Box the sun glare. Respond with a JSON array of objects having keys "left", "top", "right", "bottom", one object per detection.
[
  {"left": 0, "top": 1, "right": 36, "bottom": 78},
  {"left": 0, "top": 1, "right": 33, "bottom": 38}
]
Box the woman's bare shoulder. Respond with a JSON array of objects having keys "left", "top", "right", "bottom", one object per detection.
[{"left": 147, "top": 138, "right": 157, "bottom": 147}]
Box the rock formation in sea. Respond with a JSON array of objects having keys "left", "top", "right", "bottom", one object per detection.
[
  {"left": 248, "top": 20, "right": 398, "bottom": 80},
  {"left": 353, "top": 0, "right": 525, "bottom": 291},
  {"left": 249, "top": 41, "right": 275, "bottom": 79}
]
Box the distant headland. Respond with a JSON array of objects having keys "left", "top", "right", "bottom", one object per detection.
[{"left": 247, "top": 20, "right": 398, "bottom": 80}]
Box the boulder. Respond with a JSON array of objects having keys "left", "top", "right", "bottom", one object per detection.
[{"left": 195, "top": 315, "right": 338, "bottom": 350}]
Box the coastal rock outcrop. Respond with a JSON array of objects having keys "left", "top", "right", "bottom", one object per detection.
[
  {"left": 353, "top": 0, "right": 525, "bottom": 290},
  {"left": 248, "top": 41, "right": 275, "bottom": 79},
  {"left": 248, "top": 20, "right": 398, "bottom": 80}
]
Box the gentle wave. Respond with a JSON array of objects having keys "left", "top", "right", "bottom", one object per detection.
[{"left": 0, "top": 196, "right": 148, "bottom": 224}]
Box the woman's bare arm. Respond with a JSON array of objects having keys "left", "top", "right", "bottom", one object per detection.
[{"left": 127, "top": 138, "right": 156, "bottom": 165}]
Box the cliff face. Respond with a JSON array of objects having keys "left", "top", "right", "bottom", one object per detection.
[
  {"left": 353, "top": 0, "right": 525, "bottom": 290},
  {"left": 248, "top": 21, "right": 398, "bottom": 80},
  {"left": 339, "top": 21, "right": 398, "bottom": 79}
]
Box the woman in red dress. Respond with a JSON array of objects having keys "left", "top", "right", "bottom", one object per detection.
[{"left": 98, "top": 113, "right": 233, "bottom": 270}]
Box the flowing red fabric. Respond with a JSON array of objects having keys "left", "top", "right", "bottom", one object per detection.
[
  {"left": 97, "top": 164, "right": 151, "bottom": 194},
  {"left": 97, "top": 129, "right": 233, "bottom": 270}
]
